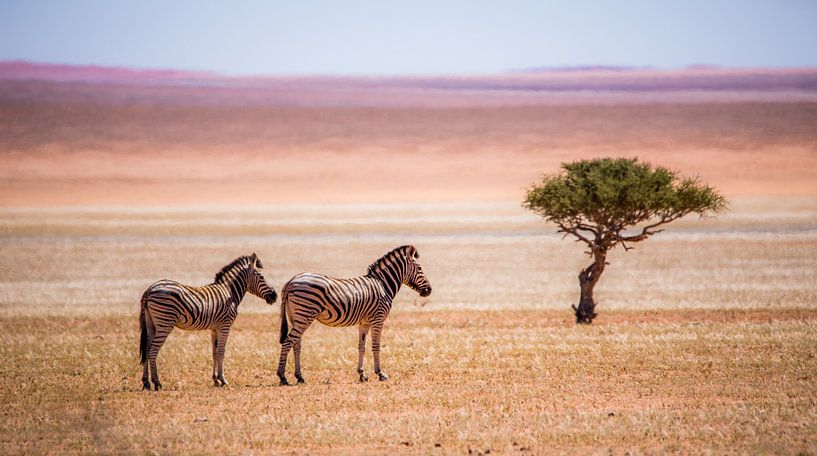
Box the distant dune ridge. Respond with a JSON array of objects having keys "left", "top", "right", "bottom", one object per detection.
[
  {"left": 2, "top": 60, "right": 817, "bottom": 107},
  {"left": 0, "top": 60, "right": 219, "bottom": 84},
  {"left": 1, "top": 61, "right": 816, "bottom": 206}
]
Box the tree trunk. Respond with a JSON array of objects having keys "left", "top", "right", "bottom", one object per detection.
[{"left": 574, "top": 250, "right": 606, "bottom": 324}]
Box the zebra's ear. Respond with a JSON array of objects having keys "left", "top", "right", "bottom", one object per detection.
[
  {"left": 250, "top": 253, "right": 259, "bottom": 269},
  {"left": 408, "top": 245, "right": 419, "bottom": 259}
]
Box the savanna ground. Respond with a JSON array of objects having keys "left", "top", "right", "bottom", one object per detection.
[
  {"left": 1, "top": 74, "right": 817, "bottom": 453},
  {"left": 2, "top": 199, "right": 816, "bottom": 454}
]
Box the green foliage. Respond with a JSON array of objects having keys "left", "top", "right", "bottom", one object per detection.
[{"left": 524, "top": 157, "right": 728, "bottom": 251}]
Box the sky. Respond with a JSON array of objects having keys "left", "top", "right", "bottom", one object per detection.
[{"left": 1, "top": 0, "right": 816, "bottom": 76}]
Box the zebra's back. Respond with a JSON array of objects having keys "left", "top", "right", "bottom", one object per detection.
[{"left": 284, "top": 272, "right": 386, "bottom": 327}]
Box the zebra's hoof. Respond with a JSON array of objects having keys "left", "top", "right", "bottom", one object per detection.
[
  {"left": 153, "top": 383, "right": 163, "bottom": 391},
  {"left": 296, "top": 378, "right": 305, "bottom": 385},
  {"left": 142, "top": 382, "right": 151, "bottom": 391},
  {"left": 279, "top": 378, "right": 290, "bottom": 386},
  {"left": 359, "top": 374, "right": 369, "bottom": 383},
  {"left": 377, "top": 372, "right": 388, "bottom": 382}
]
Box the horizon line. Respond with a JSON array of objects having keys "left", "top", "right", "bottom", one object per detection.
[{"left": 3, "top": 58, "right": 817, "bottom": 80}]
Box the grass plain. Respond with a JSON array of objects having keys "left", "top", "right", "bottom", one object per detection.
[{"left": 1, "top": 200, "right": 816, "bottom": 454}]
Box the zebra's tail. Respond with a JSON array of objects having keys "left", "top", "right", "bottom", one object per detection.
[
  {"left": 279, "top": 283, "right": 290, "bottom": 344},
  {"left": 139, "top": 289, "right": 149, "bottom": 365}
]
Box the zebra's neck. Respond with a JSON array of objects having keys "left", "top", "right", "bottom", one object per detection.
[
  {"left": 368, "top": 259, "right": 406, "bottom": 300},
  {"left": 224, "top": 269, "right": 250, "bottom": 306},
  {"left": 214, "top": 256, "right": 252, "bottom": 284}
]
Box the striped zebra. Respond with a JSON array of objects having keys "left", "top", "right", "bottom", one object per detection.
[
  {"left": 139, "top": 253, "right": 277, "bottom": 391},
  {"left": 277, "top": 245, "right": 431, "bottom": 385}
]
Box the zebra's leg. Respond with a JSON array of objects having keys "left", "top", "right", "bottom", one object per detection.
[
  {"left": 210, "top": 329, "right": 219, "bottom": 386},
  {"left": 292, "top": 318, "right": 316, "bottom": 384},
  {"left": 277, "top": 336, "right": 292, "bottom": 386},
  {"left": 215, "top": 326, "right": 231, "bottom": 387},
  {"left": 276, "top": 309, "right": 293, "bottom": 385},
  {"left": 278, "top": 311, "right": 316, "bottom": 386},
  {"left": 142, "top": 310, "right": 156, "bottom": 391},
  {"left": 371, "top": 323, "right": 388, "bottom": 381},
  {"left": 148, "top": 323, "right": 174, "bottom": 391},
  {"left": 293, "top": 338, "right": 305, "bottom": 384},
  {"left": 142, "top": 355, "right": 151, "bottom": 391},
  {"left": 357, "top": 324, "right": 370, "bottom": 382}
]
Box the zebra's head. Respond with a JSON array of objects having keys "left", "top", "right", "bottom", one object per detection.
[
  {"left": 404, "top": 245, "right": 432, "bottom": 297},
  {"left": 246, "top": 253, "right": 278, "bottom": 305}
]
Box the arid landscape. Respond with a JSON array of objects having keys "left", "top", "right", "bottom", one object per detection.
[
  {"left": 2, "top": 64, "right": 817, "bottom": 207},
  {"left": 1, "top": 63, "right": 816, "bottom": 453}
]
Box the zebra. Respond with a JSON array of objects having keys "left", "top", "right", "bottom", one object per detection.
[
  {"left": 277, "top": 245, "right": 431, "bottom": 385},
  {"left": 139, "top": 253, "right": 277, "bottom": 391}
]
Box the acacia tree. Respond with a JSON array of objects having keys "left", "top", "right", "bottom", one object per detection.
[{"left": 524, "top": 158, "right": 727, "bottom": 324}]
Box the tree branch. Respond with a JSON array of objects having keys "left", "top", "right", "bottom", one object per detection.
[
  {"left": 555, "top": 222, "right": 597, "bottom": 253},
  {"left": 616, "top": 213, "right": 684, "bottom": 243},
  {"left": 575, "top": 223, "right": 598, "bottom": 236}
]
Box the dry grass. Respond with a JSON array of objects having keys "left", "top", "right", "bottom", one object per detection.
[
  {"left": 1, "top": 198, "right": 815, "bottom": 317},
  {"left": 1, "top": 200, "right": 816, "bottom": 453},
  {"left": 2, "top": 310, "right": 815, "bottom": 454}
]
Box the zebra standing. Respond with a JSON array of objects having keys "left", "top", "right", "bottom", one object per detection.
[
  {"left": 277, "top": 245, "right": 431, "bottom": 385},
  {"left": 139, "top": 253, "right": 277, "bottom": 390}
]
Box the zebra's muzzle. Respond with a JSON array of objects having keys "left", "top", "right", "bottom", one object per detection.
[
  {"left": 419, "top": 287, "right": 432, "bottom": 297},
  {"left": 266, "top": 292, "right": 278, "bottom": 304}
]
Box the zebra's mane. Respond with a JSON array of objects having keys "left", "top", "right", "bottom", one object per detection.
[
  {"left": 213, "top": 255, "right": 258, "bottom": 284},
  {"left": 366, "top": 245, "right": 415, "bottom": 276}
]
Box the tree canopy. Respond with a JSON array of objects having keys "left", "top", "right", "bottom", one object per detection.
[
  {"left": 524, "top": 157, "right": 728, "bottom": 253},
  {"left": 524, "top": 157, "right": 728, "bottom": 324}
]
